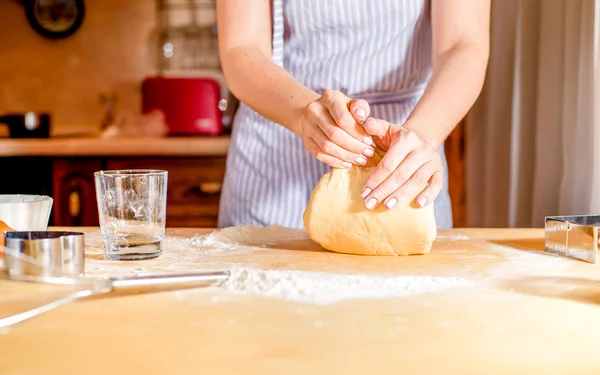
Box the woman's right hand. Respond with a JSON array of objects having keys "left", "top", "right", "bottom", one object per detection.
[{"left": 301, "top": 90, "right": 376, "bottom": 168}]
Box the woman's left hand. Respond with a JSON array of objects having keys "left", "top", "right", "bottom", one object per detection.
[{"left": 359, "top": 118, "right": 444, "bottom": 210}]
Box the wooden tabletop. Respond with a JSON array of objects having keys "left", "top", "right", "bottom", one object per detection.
[
  {"left": 0, "top": 136, "right": 231, "bottom": 157},
  {"left": 1, "top": 226, "right": 600, "bottom": 374}
]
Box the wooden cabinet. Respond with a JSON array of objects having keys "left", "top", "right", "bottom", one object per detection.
[
  {"left": 51, "top": 156, "right": 227, "bottom": 228},
  {"left": 52, "top": 159, "right": 102, "bottom": 227},
  {"left": 444, "top": 121, "right": 466, "bottom": 227},
  {"left": 106, "top": 158, "right": 225, "bottom": 228}
]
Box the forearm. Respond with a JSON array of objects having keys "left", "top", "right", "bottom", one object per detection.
[
  {"left": 221, "top": 46, "right": 320, "bottom": 135},
  {"left": 403, "top": 43, "right": 489, "bottom": 148}
]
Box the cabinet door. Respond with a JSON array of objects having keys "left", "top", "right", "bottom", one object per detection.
[
  {"left": 106, "top": 157, "right": 226, "bottom": 228},
  {"left": 52, "top": 159, "right": 102, "bottom": 227},
  {"left": 444, "top": 121, "right": 466, "bottom": 227}
]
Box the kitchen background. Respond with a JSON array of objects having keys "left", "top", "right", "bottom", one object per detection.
[
  {"left": 0, "top": 0, "right": 597, "bottom": 230},
  {"left": 0, "top": 0, "right": 235, "bottom": 229},
  {"left": 0, "top": 0, "right": 230, "bottom": 135}
]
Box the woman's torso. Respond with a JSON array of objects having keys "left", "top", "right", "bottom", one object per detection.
[
  {"left": 281, "top": 0, "right": 432, "bottom": 102},
  {"left": 219, "top": 0, "right": 453, "bottom": 229}
]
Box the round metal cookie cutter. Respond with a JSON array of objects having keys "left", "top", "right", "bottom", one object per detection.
[{"left": 3, "top": 231, "right": 85, "bottom": 282}]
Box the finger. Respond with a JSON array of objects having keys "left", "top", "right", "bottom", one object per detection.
[
  {"left": 304, "top": 137, "right": 349, "bottom": 168},
  {"left": 363, "top": 150, "right": 429, "bottom": 209},
  {"left": 320, "top": 90, "right": 373, "bottom": 145},
  {"left": 415, "top": 170, "right": 444, "bottom": 208},
  {"left": 381, "top": 160, "right": 437, "bottom": 210},
  {"left": 363, "top": 117, "right": 390, "bottom": 138},
  {"left": 360, "top": 139, "right": 412, "bottom": 199},
  {"left": 348, "top": 99, "right": 371, "bottom": 124},
  {"left": 308, "top": 125, "right": 370, "bottom": 166},
  {"left": 308, "top": 106, "right": 374, "bottom": 160},
  {"left": 362, "top": 118, "right": 390, "bottom": 151}
]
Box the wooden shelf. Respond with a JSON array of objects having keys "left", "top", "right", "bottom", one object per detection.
[{"left": 0, "top": 136, "right": 230, "bottom": 157}]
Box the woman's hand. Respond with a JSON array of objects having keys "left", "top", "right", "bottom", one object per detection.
[
  {"left": 360, "top": 118, "right": 444, "bottom": 210},
  {"left": 301, "top": 90, "right": 376, "bottom": 168}
]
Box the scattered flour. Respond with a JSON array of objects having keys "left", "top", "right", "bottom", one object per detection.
[
  {"left": 456, "top": 254, "right": 500, "bottom": 260},
  {"left": 545, "top": 246, "right": 597, "bottom": 263},
  {"left": 167, "top": 231, "right": 241, "bottom": 253},
  {"left": 84, "top": 228, "right": 262, "bottom": 276},
  {"left": 220, "top": 267, "right": 472, "bottom": 305},
  {"left": 190, "top": 225, "right": 312, "bottom": 247},
  {"left": 436, "top": 234, "right": 470, "bottom": 240},
  {"left": 487, "top": 244, "right": 573, "bottom": 276}
]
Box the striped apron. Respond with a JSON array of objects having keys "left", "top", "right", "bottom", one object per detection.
[{"left": 218, "top": 0, "right": 454, "bottom": 230}]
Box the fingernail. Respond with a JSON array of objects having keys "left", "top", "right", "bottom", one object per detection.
[
  {"left": 354, "top": 108, "right": 366, "bottom": 120},
  {"left": 355, "top": 156, "right": 367, "bottom": 165},
  {"left": 363, "top": 148, "right": 374, "bottom": 157},
  {"left": 418, "top": 197, "right": 427, "bottom": 207},
  {"left": 362, "top": 136, "right": 373, "bottom": 145},
  {"left": 385, "top": 198, "right": 398, "bottom": 209},
  {"left": 365, "top": 197, "right": 378, "bottom": 209},
  {"left": 342, "top": 162, "right": 352, "bottom": 168},
  {"left": 361, "top": 188, "right": 371, "bottom": 198}
]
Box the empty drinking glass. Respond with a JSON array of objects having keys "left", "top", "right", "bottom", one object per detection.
[{"left": 94, "top": 169, "right": 168, "bottom": 260}]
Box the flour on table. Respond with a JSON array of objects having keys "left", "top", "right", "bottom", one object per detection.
[
  {"left": 545, "top": 246, "right": 597, "bottom": 263},
  {"left": 487, "top": 244, "right": 573, "bottom": 276},
  {"left": 84, "top": 226, "right": 317, "bottom": 276},
  {"left": 209, "top": 225, "right": 311, "bottom": 242},
  {"left": 436, "top": 234, "right": 470, "bottom": 240},
  {"left": 456, "top": 254, "right": 501, "bottom": 260},
  {"left": 220, "top": 267, "right": 472, "bottom": 305},
  {"left": 167, "top": 227, "right": 268, "bottom": 253},
  {"left": 173, "top": 225, "right": 315, "bottom": 251}
]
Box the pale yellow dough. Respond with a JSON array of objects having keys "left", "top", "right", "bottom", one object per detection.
[{"left": 303, "top": 148, "right": 437, "bottom": 256}]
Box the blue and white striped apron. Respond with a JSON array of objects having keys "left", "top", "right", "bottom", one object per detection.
[{"left": 218, "top": 0, "right": 454, "bottom": 230}]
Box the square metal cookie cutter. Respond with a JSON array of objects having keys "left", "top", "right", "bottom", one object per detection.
[{"left": 544, "top": 215, "right": 600, "bottom": 264}]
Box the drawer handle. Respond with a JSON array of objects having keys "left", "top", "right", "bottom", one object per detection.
[
  {"left": 68, "top": 190, "right": 81, "bottom": 219},
  {"left": 200, "top": 182, "right": 222, "bottom": 194},
  {"left": 185, "top": 182, "right": 222, "bottom": 198}
]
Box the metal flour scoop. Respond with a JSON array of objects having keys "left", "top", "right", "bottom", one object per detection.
[{"left": 0, "top": 231, "right": 230, "bottom": 329}]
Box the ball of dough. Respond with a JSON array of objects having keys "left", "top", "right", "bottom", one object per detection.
[{"left": 303, "top": 149, "right": 437, "bottom": 256}]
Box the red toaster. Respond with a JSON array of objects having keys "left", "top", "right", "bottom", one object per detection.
[{"left": 141, "top": 76, "right": 224, "bottom": 136}]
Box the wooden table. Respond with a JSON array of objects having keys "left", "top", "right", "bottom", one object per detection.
[{"left": 1, "top": 226, "right": 600, "bottom": 374}]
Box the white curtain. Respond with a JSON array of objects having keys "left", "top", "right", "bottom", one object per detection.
[{"left": 465, "top": 0, "right": 598, "bottom": 228}]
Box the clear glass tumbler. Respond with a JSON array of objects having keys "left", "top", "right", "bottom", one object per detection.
[{"left": 94, "top": 169, "right": 168, "bottom": 261}]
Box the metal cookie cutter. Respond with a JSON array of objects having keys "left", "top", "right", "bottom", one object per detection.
[
  {"left": 3, "top": 231, "right": 85, "bottom": 282},
  {"left": 544, "top": 215, "right": 600, "bottom": 264}
]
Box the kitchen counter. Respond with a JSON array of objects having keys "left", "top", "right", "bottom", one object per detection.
[
  {"left": 0, "top": 137, "right": 231, "bottom": 227},
  {"left": 1, "top": 226, "right": 600, "bottom": 374},
  {"left": 0, "top": 135, "right": 231, "bottom": 156}
]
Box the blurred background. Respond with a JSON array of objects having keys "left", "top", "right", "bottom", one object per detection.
[{"left": 0, "top": 0, "right": 597, "bottom": 229}]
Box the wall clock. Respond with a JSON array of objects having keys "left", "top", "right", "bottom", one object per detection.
[{"left": 22, "top": 0, "right": 85, "bottom": 39}]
